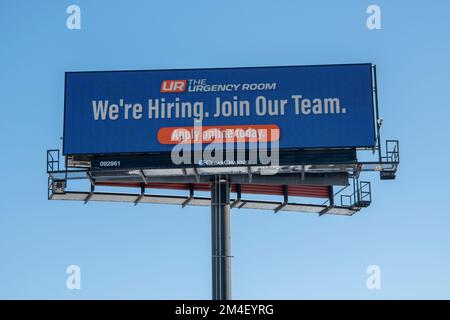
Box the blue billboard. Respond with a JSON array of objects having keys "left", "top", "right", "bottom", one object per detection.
[{"left": 63, "top": 64, "right": 375, "bottom": 155}]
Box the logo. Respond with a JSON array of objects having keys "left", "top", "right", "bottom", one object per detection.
[{"left": 160, "top": 80, "right": 186, "bottom": 93}]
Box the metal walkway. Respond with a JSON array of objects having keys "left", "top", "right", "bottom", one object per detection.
[{"left": 46, "top": 141, "right": 399, "bottom": 216}]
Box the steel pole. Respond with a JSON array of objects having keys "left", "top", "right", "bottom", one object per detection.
[{"left": 211, "top": 175, "right": 232, "bottom": 300}]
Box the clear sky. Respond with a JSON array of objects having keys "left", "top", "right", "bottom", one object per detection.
[{"left": 0, "top": 0, "right": 449, "bottom": 299}]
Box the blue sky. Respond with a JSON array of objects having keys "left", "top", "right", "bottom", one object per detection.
[{"left": 0, "top": 0, "right": 449, "bottom": 299}]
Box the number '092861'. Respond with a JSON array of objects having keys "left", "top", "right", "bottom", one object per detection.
[{"left": 99, "top": 161, "right": 121, "bottom": 167}]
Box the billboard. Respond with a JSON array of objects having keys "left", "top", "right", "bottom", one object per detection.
[{"left": 63, "top": 64, "right": 376, "bottom": 158}]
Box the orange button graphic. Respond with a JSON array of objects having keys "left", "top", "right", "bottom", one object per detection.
[{"left": 157, "top": 124, "right": 280, "bottom": 144}]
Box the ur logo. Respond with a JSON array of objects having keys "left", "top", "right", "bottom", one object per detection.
[{"left": 160, "top": 80, "right": 187, "bottom": 93}]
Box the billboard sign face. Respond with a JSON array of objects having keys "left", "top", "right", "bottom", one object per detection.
[{"left": 63, "top": 64, "right": 375, "bottom": 158}]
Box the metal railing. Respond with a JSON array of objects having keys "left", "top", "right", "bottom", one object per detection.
[
  {"left": 382, "top": 140, "right": 400, "bottom": 163},
  {"left": 339, "top": 179, "right": 372, "bottom": 208},
  {"left": 47, "top": 149, "right": 60, "bottom": 173}
]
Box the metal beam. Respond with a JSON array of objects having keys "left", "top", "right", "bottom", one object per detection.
[
  {"left": 181, "top": 184, "right": 194, "bottom": 208},
  {"left": 49, "top": 191, "right": 360, "bottom": 216},
  {"left": 274, "top": 185, "right": 289, "bottom": 213},
  {"left": 134, "top": 184, "right": 146, "bottom": 206},
  {"left": 84, "top": 183, "right": 95, "bottom": 204},
  {"left": 230, "top": 184, "right": 242, "bottom": 209},
  {"left": 91, "top": 172, "right": 349, "bottom": 186}
]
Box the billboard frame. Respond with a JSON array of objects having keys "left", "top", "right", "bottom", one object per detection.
[{"left": 62, "top": 63, "right": 378, "bottom": 165}]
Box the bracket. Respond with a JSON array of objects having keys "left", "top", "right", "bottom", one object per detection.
[{"left": 274, "top": 185, "right": 289, "bottom": 213}]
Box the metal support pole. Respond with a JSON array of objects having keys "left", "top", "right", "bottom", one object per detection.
[{"left": 211, "top": 175, "right": 232, "bottom": 300}]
